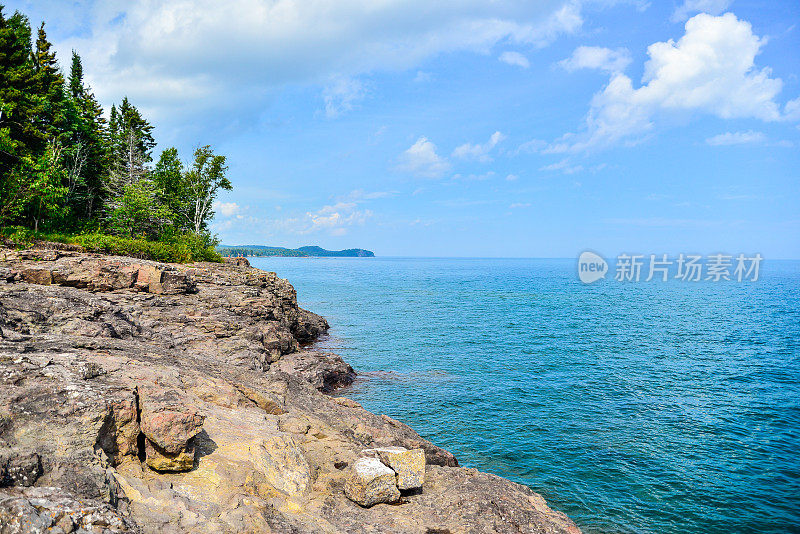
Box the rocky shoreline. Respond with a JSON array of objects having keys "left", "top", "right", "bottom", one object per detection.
[{"left": 0, "top": 247, "right": 579, "bottom": 533}]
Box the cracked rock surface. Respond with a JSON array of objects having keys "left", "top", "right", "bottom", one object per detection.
[{"left": 0, "top": 247, "right": 580, "bottom": 533}]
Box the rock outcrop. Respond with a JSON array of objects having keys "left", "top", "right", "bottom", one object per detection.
[{"left": 0, "top": 247, "right": 580, "bottom": 533}]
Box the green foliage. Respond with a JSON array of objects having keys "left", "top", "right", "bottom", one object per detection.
[
  {"left": 0, "top": 5, "right": 233, "bottom": 261},
  {"left": 0, "top": 226, "right": 222, "bottom": 263},
  {"left": 77, "top": 233, "right": 222, "bottom": 263},
  {"left": 108, "top": 179, "right": 173, "bottom": 238},
  {"left": 183, "top": 145, "right": 231, "bottom": 234}
]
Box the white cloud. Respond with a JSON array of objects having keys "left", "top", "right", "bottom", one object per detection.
[
  {"left": 499, "top": 51, "right": 530, "bottom": 69},
  {"left": 505, "top": 173, "right": 520, "bottom": 181},
  {"left": 559, "top": 46, "right": 632, "bottom": 73},
  {"left": 305, "top": 202, "right": 372, "bottom": 235},
  {"left": 213, "top": 201, "right": 241, "bottom": 217},
  {"left": 671, "top": 0, "right": 732, "bottom": 23},
  {"left": 509, "top": 202, "right": 532, "bottom": 208},
  {"left": 540, "top": 159, "right": 584, "bottom": 174},
  {"left": 52, "top": 1, "right": 585, "bottom": 123},
  {"left": 397, "top": 137, "right": 451, "bottom": 178},
  {"left": 785, "top": 97, "right": 800, "bottom": 121},
  {"left": 323, "top": 77, "right": 366, "bottom": 118},
  {"left": 452, "top": 131, "right": 507, "bottom": 162},
  {"left": 550, "top": 13, "right": 790, "bottom": 153},
  {"left": 452, "top": 171, "right": 497, "bottom": 181},
  {"left": 705, "top": 130, "right": 766, "bottom": 145},
  {"left": 514, "top": 139, "right": 547, "bottom": 155}
]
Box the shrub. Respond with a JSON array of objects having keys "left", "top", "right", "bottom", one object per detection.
[
  {"left": 77, "top": 233, "right": 222, "bottom": 263},
  {"left": 0, "top": 227, "right": 221, "bottom": 264}
]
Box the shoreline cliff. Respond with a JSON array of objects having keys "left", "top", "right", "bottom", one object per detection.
[{"left": 0, "top": 246, "right": 579, "bottom": 533}]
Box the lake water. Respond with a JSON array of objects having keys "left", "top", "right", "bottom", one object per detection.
[{"left": 248, "top": 256, "right": 800, "bottom": 534}]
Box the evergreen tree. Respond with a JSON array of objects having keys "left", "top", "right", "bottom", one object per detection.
[
  {"left": 107, "top": 97, "right": 155, "bottom": 199},
  {"left": 32, "top": 23, "right": 65, "bottom": 129},
  {"left": 0, "top": 4, "right": 233, "bottom": 250},
  {"left": 68, "top": 50, "right": 83, "bottom": 99},
  {"left": 0, "top": 8, "right": 38, "bottom": 164},
  {"left": 0, "top": 7, "right": 39, "bottom": 224},
  {"left": 64, "top": 51, "right": 108, "bottom": 222}
]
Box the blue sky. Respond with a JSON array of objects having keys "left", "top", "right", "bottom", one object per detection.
[{"left": 10, "top": 0, "right": 800, "bottom": 257}]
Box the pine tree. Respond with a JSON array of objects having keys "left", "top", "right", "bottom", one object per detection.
[
  {"left": 64, "top": 51, "right": 109, "bottom": 223},
  {"left": 68, "top": 50, "right": 83, "bottom": 100},
  {"left": 107, "top": 98, "right": 155, "bottom": 199},
  {"left": 0, "top": 7, "right": 40, "bottom": 224},
  {"left": 0, "top": 8, "right": 39, "bottom": 161}
]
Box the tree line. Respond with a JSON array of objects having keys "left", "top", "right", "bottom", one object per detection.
[{"left": 0, "top": 5, "right": 231, "bottom": 252}]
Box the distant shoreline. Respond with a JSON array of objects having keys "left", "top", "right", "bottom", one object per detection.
[{"left": 217, "top": 244, "right": 375, "bottom": 258}]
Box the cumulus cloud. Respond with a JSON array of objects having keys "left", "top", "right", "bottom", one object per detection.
[
  {"left": 785, "top": 97, "right": 800, "bottom": 121},
  {"left": 398, "top": 137, "right": 451, "bottom": 178},
  {"left": 499, "top": 51, "right": 530, "bottom": 69},
  {"left": 559, "top": 46, "right": 632, "bottom": 73},
  {"left": 671, "top": 0, "right": 732, "bottom": 23},
  {"left": 549, "top": 13, "right": 793, "bottom": 153},
  {"left": 705, "top": 130, "right": 766, "bottom": 145},
  {"left": 305, "top": 202, "right": 372, "bottom": 235},
  {"left": 213, "top": 201, "right": 241, "bottom": 217},
  {"left": 452, "top": 131, "right": 506, "bottom": 162},
  {"left": 48, "top": 0, "right": 585, "bottom": 124}
]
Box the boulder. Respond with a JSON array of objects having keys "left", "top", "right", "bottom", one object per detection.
[
  {"left": 343, "top": 457, "right": 400, "bottom": 507},
  {"left": 138, "top": 387, "right": 204, "bottom": 472},
  {"left": 138, "top": 387, "right": 205, "bottom": 455},
  {"left": 144, "top": 438, "right": 195, "bottom": 472},
  {"left": 362, "top": 446, "right": 426, "bottom": 490}
]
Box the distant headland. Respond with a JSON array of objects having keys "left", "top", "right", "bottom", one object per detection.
[{"left": 217, "top": 245, "right": 375, "bottom": 257}]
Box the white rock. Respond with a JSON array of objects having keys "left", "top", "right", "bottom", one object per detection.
[
  {"left": 362, "top": 446, "right": 426, "bottom": 490},
  {"left": 344, "top": 457, "right": 400, "bottom": 507}
]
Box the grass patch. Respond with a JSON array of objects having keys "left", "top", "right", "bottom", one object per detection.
[{"left": 0, "top": 226, "right": 222, "bottom": 263}]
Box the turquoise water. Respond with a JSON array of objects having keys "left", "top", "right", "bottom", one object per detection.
[{"left": 249, "top": 257, "right": 800, "bottom": 534}]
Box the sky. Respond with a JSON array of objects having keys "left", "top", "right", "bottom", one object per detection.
[{"left": 8, "top": 0, "right": 800, "bottom": 257}]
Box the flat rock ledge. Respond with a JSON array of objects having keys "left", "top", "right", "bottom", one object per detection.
[{"left": 0, "top": 247, "right": 580, "bottom": 533}]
